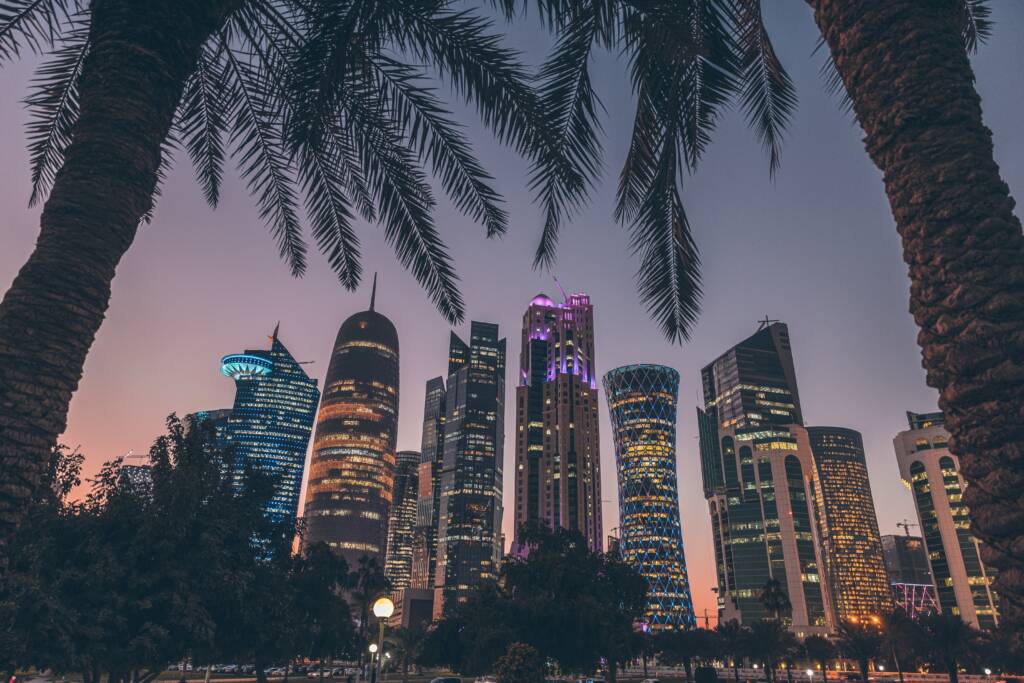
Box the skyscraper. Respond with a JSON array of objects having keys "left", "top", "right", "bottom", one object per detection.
[
  {"left": 514, "top": 292, "right": 602, "bottom": 551},
  {"left": 433, "top": 322, "right": 506, "bottom": 616},
  {"left": 894, "top": 411, "right": 998, "bottom": 629},
  {"left": 697, "top": 322, "right": 831, "bottom": 635},
  {"left": 603, "top": 364, "right": 695, "bottom": 631},
  {"left": 807, "top": 426, "right": 891, "bottom": 622},
  {"left": 302, "top": 281, "right": 400, "bottom": 565},
  {"left": 882, "top": 533, "right": 938, "bottom": 619},
  {"left": 411, "top": 377, "right": 445, "bottom": 589},
  {"left": 220, "top": 327, "right": 320, "bottom": 526},
  {"left": 385, "top": 450, "right": 420, "bottom": 590}
]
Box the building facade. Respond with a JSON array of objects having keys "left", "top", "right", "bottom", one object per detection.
[
  {"left": 697, "top": 322, "right": 831, "bottom": 636},
  {"left": 302, "top": 288, "right": 400, "bottom": 565},
  {"left": 603, "top": 364, "right": 695, "bottom": 631},
  {"left": 411, "top": 377, "right": 446, "bottom": 589},
  {"left": 220, "top": 327, "right": 320, "bottom": 527},
  {"left": 807, "top": 426, "right": 891, "bottom": 623},
  {"left": 882, "top": 534, "right": 939, "bottom": 619},
  {"left": 433, "top": 323, "right": 506, "bottom": 617},
  {"left": 513, "top": 292, "right": 603, "bottom": 551},
  {"left": 385, "top": 450, "right": 420, "bottom": 590},
  {"left": 894, "top": 411, "right": 998, "bottom": 629}
]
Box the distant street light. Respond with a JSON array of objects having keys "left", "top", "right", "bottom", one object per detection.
[
  {"left": 806, "top": 670, "right": 814, "bottom": 680},
  {"left": 984, "top": 669, "right": 992, "bottom": 677}
]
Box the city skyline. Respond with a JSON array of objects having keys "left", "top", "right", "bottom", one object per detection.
[{"left": 5, "top": 3, "right": 1021, "bottom": 623}]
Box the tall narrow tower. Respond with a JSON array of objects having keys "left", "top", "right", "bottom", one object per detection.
[
  {"left": 603, "top": 364, "right": 695, "bottom": 631},
  {"left": 513, "top": 292, "right": 602, "bottom": 551},
  {"left": 433, "top": 322, "right": 506, "bottom": 616},
  {"left": 385, "top": 450, "right": 421, "bottom": 590},
  {"left": 411, "top": 377, "right": 446, "bottom": 589},
  {"left": 302, "top": 278, "right": 400, "bottom": 565}
]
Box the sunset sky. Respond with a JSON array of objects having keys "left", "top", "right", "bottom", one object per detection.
[{"left": 2, "top": 3, "right": 1022, "bottom": 622}]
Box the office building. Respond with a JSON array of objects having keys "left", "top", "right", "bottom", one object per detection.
[
  {"left": 385, "top": 450, "right": 420, "bottom": 590},
  {"left": 411, "top": 377, "right": 446, "bottom": 589},
  {"left": 697, "top": 322, "right": 831, "bottom": 635},
  {"left": 303, "top": 282, "right": 400, "bottom": 565},
  {"left": 220, "top": 326, "right": 320, "bottom": 526},
  {"left": 894, "top": 411, "right": 998, "bottom": 629},
  {"left": 433, "top": 322, "right": 506, "bottom": 616},
  {"left": 882, "top": 534, "right": 938, "bottom": 618},
  {"left": 603, "top": 364, "right": 695, "bottom": 631},
  {"left": 513, "top": 292, "right": 603, "bottom": 551},
  {"left": 807, "top": 426, "right": 892, "bottom": 622}
]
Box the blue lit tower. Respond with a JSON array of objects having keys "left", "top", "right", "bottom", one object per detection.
[
  {"left": 221, "top": 326, "right": 320, "bottom": 526},
  {"left": 603, "top": 364, "right": 696, "bottom": 631}
]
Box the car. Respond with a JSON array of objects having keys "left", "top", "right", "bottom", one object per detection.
[
  {"left": 642, "top": 679, "right": 660, "bottom": 683},
  {"left": 429, "top": 678, "right": 461, "bottom": 683},
  {"left": 474, "top": 677, "right": 497, "bottom": 683}
]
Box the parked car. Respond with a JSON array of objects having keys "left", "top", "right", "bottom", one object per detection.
[
  {"left": 642, "top": 679, "right": 660, "bottom": 683},
  {"left": 429, "top": 678, "right": 461, "bottom": 683}
]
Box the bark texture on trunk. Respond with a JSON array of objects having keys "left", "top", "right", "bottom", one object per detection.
[
  {"left": 807, "top": 0, "right": 1024, "bottom": 626},
  {"left": 0, "top": 0, "right": 239, "bottom": 565}
]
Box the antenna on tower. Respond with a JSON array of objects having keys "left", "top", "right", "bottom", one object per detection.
[
  {"left": 552, "top": 275, "right": 569, "bottom": 302},
  {"left": 369, "top": 272, "right": 378, "bottom": 311}
]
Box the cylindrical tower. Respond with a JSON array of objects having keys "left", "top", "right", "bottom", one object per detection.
[
  {"left": 603, "top": 364, "right": 695, "bottom": 631},
  {"left": 303, "top": 283, "right": 399, "bottom": 566}
]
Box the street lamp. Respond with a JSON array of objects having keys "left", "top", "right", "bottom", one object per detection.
[
  {"left": 984, "top": 669, "right": 992, "bottom": 677},
  {"left": 371, "top": 597, "right": 395, "bottom": 683}
]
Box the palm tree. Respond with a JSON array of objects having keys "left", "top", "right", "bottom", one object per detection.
[
  {"left": 880, "top": 609, "right": 921, "bottom": 683},
  {"left": 0, "top": 0, "right": 559, "bottom": 562},
  {"left": 349, "top": 554, "right": 389, "bottom": 668},
  {"left": 918, "top": 613, "right": 981, "bottom": 683},
  {"left": 508, "top": 0, "right": 1023, "bottom": 625},
  {"left": 837, "top": 619, "right": 883, "bottom": 683},
  {"left": 802, "top": 635, "right": 835, "bottom": 683},
  {"left": 746, "top": 620, "right": 791, "bottom": 683},
  {"left": 760, "top": 579, "right": 793, "bottom": 623},
  {"left": 716, "top": 620, "right": 749, "bottom": 683},
  {"left": 385, "top": 624, "right": 428, "bottom": 683}
]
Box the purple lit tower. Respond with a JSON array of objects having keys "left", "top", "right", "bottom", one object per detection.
[{"left": 513, "top": 291, "right": 603, "bottom": 551}]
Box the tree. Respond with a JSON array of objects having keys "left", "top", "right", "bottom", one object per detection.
[
  {"left": 880, "top": 609, "right": 922, "bottom": 683},
  {"left": 715, "top": 620, "right": 750, "bottom": 683},
  {"left": 512, "top": 0, "right": 1023, "bottom": 625},
  {"left": 760, "top": 579, "right": 793, "bottom": 623},
  {"left": 656, "top": 629, "right": 718, "bottom": 683},
  {"left": 837, "top": 619, "right": 883, "bottom": 683},
  {"left": 0, "top": 0, "right": 560, "bottom": 562},
  {"left": 918, "top": 613, "right": 982, "bottom": 683},
  {"left": 349, "top": 554, "right": 390, "bottom": 669},
  {"left": 385, "top": 624, "right": 429, "bottom": 683},
  {"left": 494, "top": 643, "right": 545, "bottom": 683},
  {"left": 745, "top": 620, "right": 791, "bottom": 683},
  {"left": 802, "top": 635, "right": 835, "bottom": 683}
]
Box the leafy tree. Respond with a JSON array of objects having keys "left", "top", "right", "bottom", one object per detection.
[
  {"left": 917, "top": 613, "right": 983, "bottom": 683},
  {"left": 760, "top": 579, "right": 792, "bottom": 623},
  {"left": 494, "top": 643, "right": 545, "bottom": 683},
  {"left": 656, "top": 628, "right": 718, "bottom": 683},
  {"left": 349, "top": 554, "right": 391, "bottom": 669},
  {"left": 291, "top": 543, "right": 356, "bottom": 665},
  {"left": 745, "top": 620, "right": 791, "bottom": 683},
  {"left": 880, "top": 609, "right": 922, "bottom": 683},
  {"left": 385, "top": 624, "right": 429, "bottom": 683},
  {"left": 715, "top": 619, "right": 750, "bottom": 683},
  {"left": 837, "top": 619, "right": 883, "bottom": 683},
  {"left": 801, "top": 635, "right": 835, "bottom": 683}
]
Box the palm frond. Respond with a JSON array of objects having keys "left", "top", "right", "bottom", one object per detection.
[
  {"left": 141, "top": 129, "right": 179, "bottom": 225},
  {"left": 812, "top": 36, "right": 853, "bottom": 117},
  {"left": 0, "top": 0, "right": 78, "bottom": 64},
  {"left": 960, "top": 0, "right": 992, "bottom": 53},
  {"left": 732, "top": 0, "right": 796, "bottom": 176},
  {"left": 23, "top": 11, "right": 86, "bottom": 206},
  {"left": 371, "top": 54, "right": 507, "bottom": 238},
  {"left": 177, "top": 43, "right": 229, "bottom": 207},
  {"left": 223, "top": 42, "right": 306, "bottom": 276}
]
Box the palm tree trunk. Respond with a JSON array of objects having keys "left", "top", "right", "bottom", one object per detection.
[
  {"left": 806, "top": 0, "right": 1024, "bottom": 627},
  {"left": 0, "top": 0, "right": 241, "bottom": 566}
]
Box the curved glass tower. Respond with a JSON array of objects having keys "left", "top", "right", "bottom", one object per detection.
[
  {"left": 603, "top": 364, "right": 695, "bottom": 631},
  {"left": 303, "top": 281, "right": 399, "bottom": 565}
]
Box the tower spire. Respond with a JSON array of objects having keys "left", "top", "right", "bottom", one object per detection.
[
  {"left": 369, "top": 272, "right": 377, "bottom": 311},
  {"left": 271, "top": 321, "right": 280, "bottom": 344}
]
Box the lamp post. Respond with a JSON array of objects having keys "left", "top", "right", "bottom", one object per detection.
[{"left": 371, "top": 596, "right": 395, "bottom": 683}]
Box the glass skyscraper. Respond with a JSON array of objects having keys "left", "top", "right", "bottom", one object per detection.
[
  {"left": 603, "top": 364, "right": 695, "bottom": 631},
  {"left": 411, "top": 377, "right": 445, "bottom": 589},
  {"left": 514, "top": 292, "right": 603, "bottom": 551},
  {"left": 882, "top": 534, "right": 939, "bottom": 619},
  {"left": 894, "top": 411, "right": 998, "bottom": 629},
  {"left": 433, "top": 322, "right": 506, "bottom": 617},
  {"left": 807, "top": 426, "right": 892, "bottom": 623},
  {"left": 220, "top": 327, "right": 320, "bottom": 527},
  {"left": 697, "top": 322, "right": 831, "bottom": 636},
  {"left": 302, "top": 284, "right": 400, "bottom": 565},
  {"left": 385, "top": 450, "right": 420, "bottom": 590}
]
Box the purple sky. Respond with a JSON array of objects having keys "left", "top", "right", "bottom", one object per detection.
[{"left": 2, "top": 3, "right": 1022, "bottom": 621}]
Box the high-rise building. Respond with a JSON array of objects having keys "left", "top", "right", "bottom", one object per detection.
[
  {"left": 882, "top": 534, "right": 939, "bottom": 619},
  {"left": 894, "top": 411, "right": 999, "bottom": 629},
  {"left": 302, "top": 282, "right": 400, "bottom": 565},
  {"left": 603, "top": 364, "right": 695, "bottom": 632},
  {"left": 433, "top": 322, "right": 506, "bottom": 617},
  {"left": 513, "top": 292, "right": 603, "bottom": 551},
  {"left": 385, "top": 450, "right": 420, "bottom": 590},
  {"left": 411, "top": 377, "right": 446, "bottom": 589},
  {"left": 220, "top": 327, "right": 320, "bottom": 526},
  {"left": 807, "top": 426, "right": 891, "bottom": 622},
  {"left": 697, "top": 322, "right": 831, "bottom": 636}
]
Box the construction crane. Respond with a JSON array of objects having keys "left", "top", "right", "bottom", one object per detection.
[{"left": 897, "top": 519, "right": 919, "bottom": 536}]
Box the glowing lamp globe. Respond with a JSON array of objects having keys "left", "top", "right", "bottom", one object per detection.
[
  {"left": 372, "top": 596, "right": 395, "bottom": 619},
  {"left": 368, "top": 643, "right": 378, "bottom": 654},
  {"left": 806, "top": 671, "right": 814, "bottom": 678}
]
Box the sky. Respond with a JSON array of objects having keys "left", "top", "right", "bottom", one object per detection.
[{"left": 1, "top": 3, "right": 1022, "bottom": 623}]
